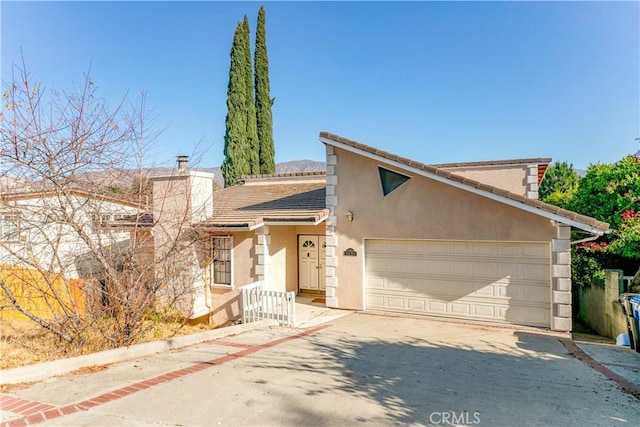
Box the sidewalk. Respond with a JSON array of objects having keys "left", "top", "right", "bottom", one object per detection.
[{"left": 564, "top": 338, "right": 640, "bottom": 399}]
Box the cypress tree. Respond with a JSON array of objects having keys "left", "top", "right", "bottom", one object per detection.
[
  {"left": 254, "top": 5, "right": 276, "bottom": 174},
  {"left": 222, "top": 22, "right": 250, "bottom": 187},
  {"left": 243, "top": 15, "right": 260, "bottom": 176}
]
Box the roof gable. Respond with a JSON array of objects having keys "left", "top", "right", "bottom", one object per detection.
[{"left": 319, "top": 131, "right": 609, "bottom": 235}]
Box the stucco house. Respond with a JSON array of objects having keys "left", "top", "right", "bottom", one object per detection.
[
  {"left": 152, "top": 133, "right": 609, "bottom": 331},
  {"left": 0, "top": 189, "right": 145, "bottom": 280}
]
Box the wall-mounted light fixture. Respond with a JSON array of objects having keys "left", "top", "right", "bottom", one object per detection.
[{"left": 346, "top": 211, "right": 354, "bottom": 222}]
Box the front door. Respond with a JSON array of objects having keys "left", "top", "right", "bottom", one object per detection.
[{"left": 298, "top": 235, "right": 326, "bottom": 291}]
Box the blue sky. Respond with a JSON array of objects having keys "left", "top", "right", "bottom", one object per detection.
[{"left": 2, "top": 1, "right": 638, "bottom": 170}]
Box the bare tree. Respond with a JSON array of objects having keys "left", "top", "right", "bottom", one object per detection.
[{"left": 0, "top": 59, "right": 209, "bottom": 349}]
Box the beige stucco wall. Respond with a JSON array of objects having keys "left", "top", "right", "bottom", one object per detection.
[
  {"left": 440, "top": 165, "right": 528, "bottom": 196},
  {"left": 241, "top": 224, "right": 326, "bottom": 293},
  {"left": 227, "top": 231, "right": 256, "bottom": 287},
  {"left": 209, "top": 287, "right": 241, "bottom": 326},
  {"left": 269, "top": 227, "right": 296, "bottom": 293},
  {"left": 333, "top": 148, "right": 556, "bottom": 309}
]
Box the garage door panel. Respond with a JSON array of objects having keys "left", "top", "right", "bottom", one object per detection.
[
  {"left": 523, "top": 265, "right": 550, "bottom": 280},
  {"left": 523, "top": 244, "right": 549, "bottom": 258},
  {"left": 407, "top": 299, "right": 426, "bottom": 310},
  {"left": 365, "top": 240, "right": 551, "bottom": 327},
  {"left": 473, "top": 304, "right": 497, "bottom": 318},
  {"left": 472, "top": 262, "right": 498, "bottom": 278},
  {"left": 386, "top": 297, "right": 405, "bottom": 309},
  {"left": 429, "top": 301, "right": 447, "bottom": 313},
  {"left": 450, "top": 302, "right": 472, "bottom": 315}
]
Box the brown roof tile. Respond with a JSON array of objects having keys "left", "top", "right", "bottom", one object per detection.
[
  {"left": 319, "top": 131, "right": 610, "bottom": 232},
  {"left": 201, "top": 181, "right": 328, "bottom": 229},
  {"left": 239, "top": 171, "right": 326, "bottom": 180},
  {"left": 431, "top": 157, "right": 552, "bottom": 168}
]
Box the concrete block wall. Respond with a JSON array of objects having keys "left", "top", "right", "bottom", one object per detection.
[
  {"left": 324, "top": 145, "right": 339, "bottom": 308},
  {"left": 526, "top": 164, "right": 539, "bottom": 200},
  {"left": 255, "top": 226, "right": 271, "bottom": 290},
  {"left": 577, "top": 270, "right": 628, "bottom": 339},
  {"left": 551, "top": 224, "right": 571, "bottom": 331}
]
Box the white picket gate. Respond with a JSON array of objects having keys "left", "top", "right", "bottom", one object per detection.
[{"left": 239, "top": 281, "right": 296, "bottom": 327}]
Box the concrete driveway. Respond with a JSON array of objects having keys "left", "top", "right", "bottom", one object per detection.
[{"left": 2, "top": 313, "right": 640, "bottom": 426}]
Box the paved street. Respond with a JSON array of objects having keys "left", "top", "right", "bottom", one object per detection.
[{"left": 2, "top": 313, "right": 640, "bottom": 426}]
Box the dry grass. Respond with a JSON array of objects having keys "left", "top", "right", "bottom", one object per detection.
[{"left": 0, "top": 318, "right": 221, "bottom": 370}]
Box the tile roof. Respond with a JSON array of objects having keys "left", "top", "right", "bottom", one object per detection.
[
  {"left": 201, "top": 181, "right": 329, "bottom": 229},
  {"left": 431, "top": 158, "right": 552, "bottom": 168},
  {"left": 319, "top": 131, "right": 610, "bottom": 233},
  {"left": 239, "top": 171, "right": 326, "bottom": 180}
]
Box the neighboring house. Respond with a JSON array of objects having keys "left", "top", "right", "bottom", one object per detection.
[
  {"left": 152, "top": 133, "right": 609, "bottom": 332},
  {"left": 0, "top": 189, "right": 145, "bottom": 280}
]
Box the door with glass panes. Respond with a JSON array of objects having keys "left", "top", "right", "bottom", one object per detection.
[{"left": 298, "top": 235, "right": 326, "bottom": 291}]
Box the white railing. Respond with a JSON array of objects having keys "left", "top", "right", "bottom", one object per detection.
[{"left": 239, "top": 281, "right": 296, "bottom": 327}]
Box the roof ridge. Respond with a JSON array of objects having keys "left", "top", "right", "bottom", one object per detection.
[
  {"left": 239, "top": 171, "right": 326, "bottom": 180},
  {"left": 432, "top": 157, "right": 552, "bottom": 168}
]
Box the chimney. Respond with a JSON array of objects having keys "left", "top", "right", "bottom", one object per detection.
[{"left": 177, "top": 155, "right": 189, "bottom": 171}]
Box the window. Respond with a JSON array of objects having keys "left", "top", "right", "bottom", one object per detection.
[
  {"left": 378, "top": 167, "right": 411, "bottom": 196},
  {"left": 0, "top": 215, "right": 19, "bottom": 241},
  {"left": 211, "top": 236, "right": 232, "bottom": 286}
]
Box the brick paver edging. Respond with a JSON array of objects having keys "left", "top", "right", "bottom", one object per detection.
[
  {"left": 0, "top": 325, "right": 329, "bottom": 427},
  {"left": 560, "top": 338, "right": 640, "bottom": 400}
]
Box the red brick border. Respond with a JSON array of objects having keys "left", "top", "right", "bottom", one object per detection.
[
  {"left": 0, "top": 325, "right": 329, "bottom": 427},
  {"left": 560, "top": 339, "right": 640, "bottom": 400},
  {"left": 208, "top": 340, "right": 253, "bottom": 348}
]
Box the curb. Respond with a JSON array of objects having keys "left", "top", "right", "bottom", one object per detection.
[
  {"left": 0, "top": 319, "right": 278, "bottom": 385},
  {"left": 560, "top": 338, "right": 640, "bottom": 400}
]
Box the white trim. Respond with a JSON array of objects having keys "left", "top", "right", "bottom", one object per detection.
[
  {"left": 205, "top": 215, "right": 328, "bottom": 231},
  {"left": 320, "top": 137, "right": 607, "bottom": 235},
  {"left": 264, "top": 215, "right": 328, "bottom": 226}
]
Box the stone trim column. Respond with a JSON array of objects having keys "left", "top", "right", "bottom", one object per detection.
[
  {"left": 325, "top": 145, "right": 339, "bottom": 308},
  {"left": 526, "top": 164, "right": 539, "bottom": 200},
  {"left": 551, "top": 224, "right": 572, "bottom": 331},
  {"left": 255, "top": 225, "right": 271, "bottom": 289}
]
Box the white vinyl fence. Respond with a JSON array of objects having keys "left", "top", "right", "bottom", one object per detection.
[{"left": 239, "top": 281, "right": 296, "bottom": 327}]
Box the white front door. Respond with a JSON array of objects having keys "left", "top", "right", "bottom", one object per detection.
[{"left": 299, "top": 235, "right": 326, "bottom": 291}]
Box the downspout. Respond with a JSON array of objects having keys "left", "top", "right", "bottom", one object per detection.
[
  {"left": 570, "top": 234, "right": 600, "bottom": 246},
  {"left": 570, "top": 227, "right": 611, "bottom": 246}
]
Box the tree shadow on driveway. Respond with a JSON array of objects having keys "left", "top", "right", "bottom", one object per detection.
[{"left": 241, "top": 321, "right": 640, "bottom": 426}]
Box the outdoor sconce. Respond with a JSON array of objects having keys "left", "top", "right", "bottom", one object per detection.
[{"left": 346, "top": 211, "right": 354, "bottom": 222}]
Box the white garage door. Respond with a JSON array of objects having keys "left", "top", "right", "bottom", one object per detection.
[{"left": 365, "top": 240, "right": 551, "bottom": 327}]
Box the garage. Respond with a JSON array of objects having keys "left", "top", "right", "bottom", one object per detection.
[{"left": 365, "top": 239, "right": 551, "bottom": 327}]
